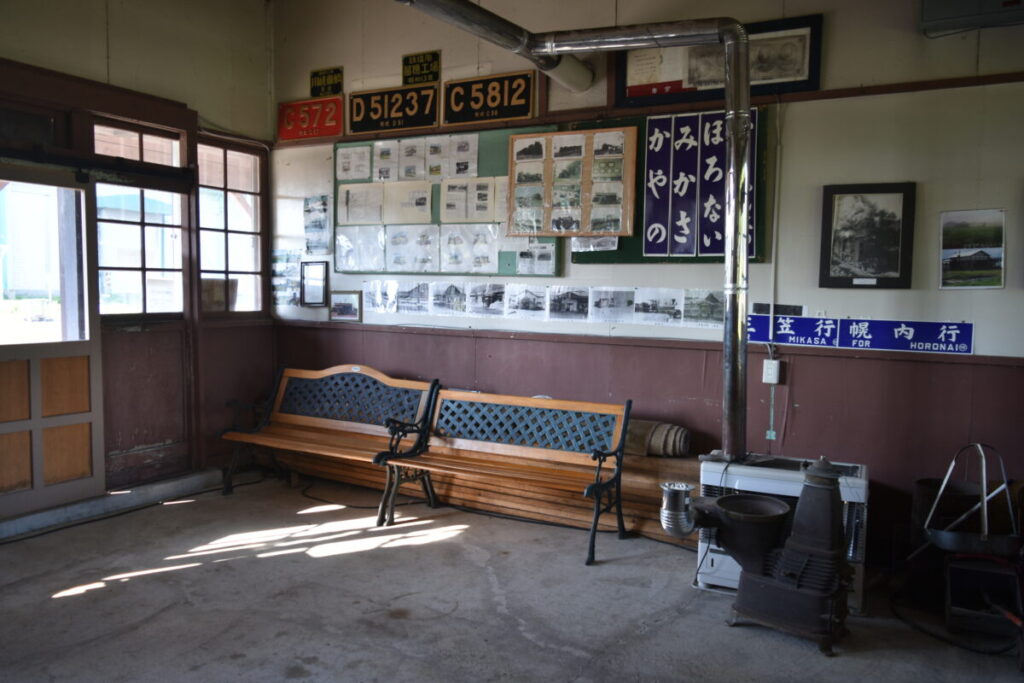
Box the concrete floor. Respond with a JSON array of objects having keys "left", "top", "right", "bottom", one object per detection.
[{"left": 0, "top": 478, "right": 1019, "bottom": 682}]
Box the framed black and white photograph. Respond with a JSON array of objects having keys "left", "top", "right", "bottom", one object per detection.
[
  {"left": 819, "top": 183, "right": 916, "bottom": 289},
  {"left": 616, "top": 14, "right": 822, "bottom": 108},
  {"left": 329, "top": 291, "right": 362, "bottom": 321},
  {"left": 300, "top": 261, "right": 329, "bottom": 306},
  {"left": 940, "top": 208, "right": 1005, "bottom": 289}
]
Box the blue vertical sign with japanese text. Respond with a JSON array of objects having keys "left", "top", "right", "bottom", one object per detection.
[
  {"left": 643, "top": 110, "right": 757, "bottom": 258},
  {"left": 748, "top": 314, "right": 974, "bottom": 355}
]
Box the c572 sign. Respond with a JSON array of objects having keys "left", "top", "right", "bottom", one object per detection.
[
  {"left": 277, "top": 97, "right": 344, "bottom": 141},
  {"left": 348, "top": 84, "right": 438, "bottom": 134},
  {"left": 444, "top": 71, "right": 534, "bottom": 125}
]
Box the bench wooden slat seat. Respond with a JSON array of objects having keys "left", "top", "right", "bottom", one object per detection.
[
  {"left": 221, "top": 364, "right": 439, "bottom": 525},
  {"left": 375, "top": 388, "right": 633, "bottom": 565}
]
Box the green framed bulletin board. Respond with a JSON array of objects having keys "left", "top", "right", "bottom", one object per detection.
[
  {"left": 568, "top": 112, "right": 770, "bottom": 265},
  {"left": 334, "top": 125, "right": 561, "bottom": 276}
]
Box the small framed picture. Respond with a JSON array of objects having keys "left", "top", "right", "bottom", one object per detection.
[
  {"left": 300, "top": 261, "right": 328, "bottom": 306},
  {"left": 329, "top": 290, "right": 362, "bottom": 321},
  {"left": 819, "top": 183, "right": 916, "bottom": 288},
  {"left": 940, "top": 209, "right": 1004, "bottom": 289}
]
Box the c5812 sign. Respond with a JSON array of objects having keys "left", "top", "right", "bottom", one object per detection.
[
  {"left": 444, "top": 71, "right": 534, "bottom": 126},
  {"left": 349, "top": 84, "right": 438, "bottom": 134}
]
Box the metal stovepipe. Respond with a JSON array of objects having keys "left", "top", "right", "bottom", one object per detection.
[{"left": 396, "top": 0, "right": 751, "bottom": 461}]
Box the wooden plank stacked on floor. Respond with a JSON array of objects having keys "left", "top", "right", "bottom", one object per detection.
[{"left": 275, "top": 449, "right": 700, "bottom": 549}]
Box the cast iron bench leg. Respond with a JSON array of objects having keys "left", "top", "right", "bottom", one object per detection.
[
  {"left": 421, "top": 471, "right": 438, "bottom": 508},
  {"left": 586, "top": 494, "right": 602, "bottom": 566},
  {"left": 376, "top": 465, "right": 395, "bottom": 526},
  {"left": 221, "top": 443, "right": 244, "bottom": 495},
  {"left": 615, "top": 478, "right": 627, "bottom": 539}
]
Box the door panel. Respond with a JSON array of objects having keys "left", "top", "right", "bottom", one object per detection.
[{"left": 0, "top": 168, "right": 105, "bottom": 519}]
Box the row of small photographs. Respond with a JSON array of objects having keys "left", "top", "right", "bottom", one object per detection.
[
  {"left": 513, "top": 158, "right": 625, "bottom": 185},
  {"left": 363, "top": 281, "right": 726, "bottom": 327},
  {"left": 511, "top": 207, "right": 622, "bottom": 234},
  {"left": 513, "top": 131, "right": 625, "bottom": 163}
]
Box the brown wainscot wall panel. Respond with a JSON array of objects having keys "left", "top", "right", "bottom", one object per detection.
[
  {"left": 197, "top": 322, "right": 275, "bottom": 467},
  {"left": 0, "top": 431, "right": 33, "bottom": 493},
  {"left": 102, "top": 326, "right": 190, "bottom": 488},
  {"left": 0, "top": 359, "right": 31, "bottom": 423},
  {"left": 274, "top": 323, "right": 1024, "bottom": 567}
]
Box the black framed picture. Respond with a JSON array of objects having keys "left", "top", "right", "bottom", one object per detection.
[
  {"left": 614, "top": 14, "right": 822, "bottom": 109},
  {"left": 300, "top": 261, "right": 329, "bottom": 306},
  {"left": 819, "top": 183, "right": 916, "bottom": 289}
]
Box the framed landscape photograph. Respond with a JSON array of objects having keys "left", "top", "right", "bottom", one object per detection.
[
  {"left": 329, "top": 291, "right": 362, "bottom": 321},
  {"left": 819, "top": 183, "right": 916, "bottom": 289},
  {"left": 940, "top": 209, "right": 1004, "bottom": 289}
]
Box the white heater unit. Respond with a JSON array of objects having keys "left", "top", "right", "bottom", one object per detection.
[{"left": 697, "top": 456, "right": 869, "bottom": 613}]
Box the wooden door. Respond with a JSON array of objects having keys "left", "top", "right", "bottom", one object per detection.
[{"left": 0, "top": 167, "right": 105, "bottom": 518}]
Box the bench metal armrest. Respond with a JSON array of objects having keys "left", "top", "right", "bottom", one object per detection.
[
  {"left": 584, "top": 399, "right": 632, "bottom": 498},
  {"left": 373, "top": 380, "right": 440, "bottom": 465},
  {"left": 220, "top": 367, "right": 284, "bottom": 436}
]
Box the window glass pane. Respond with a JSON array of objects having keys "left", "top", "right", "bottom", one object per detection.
[
  {"left": 145, "top": 271, "right": 183, "bottom": 313},
  {"left": 142, "top": 134, "right": 180, "bottom": 167},
  {"left": 99, "top": 269, "right": 143, "bottom": 314},
  {"left": 94, "top": 125, "right": 139, "bottom": 161},
  {"left": 200, "top": 230, "right": 226, "bottom": 271},
  {"left": 229, "top": 274, "right": 261, "bottom": 312},
  {"left": 96, "top": 184, "right": 141, "bottom": 222},
  {"left": 199, "top": 187, "right": 225, "bottom": 229},
  {"left": 228, "top": 233, "right": 260, "bottom": 272},
  {"left": 145, "top": 226, "right": 182, "bottom": 269},
  {"left": 227, "top": 192, "right": 258, "bottom": 232},
  {"left": 143, "top": 189, "right": 182, "bottom": 225},
  {"left": 98, "top": 222, "right": 141, "bottom": 268},
  {"left": 226, "top": 150, "right": 259, "bottom": 192},
  {"left": 198, "top": 144, "right": 224, "bottom": 187},
  {"left": 200, "top": 273, "right": 226, "bottom": 312},
  {"left": 0, "top": 181, "right": 87, "bottom": 344}
]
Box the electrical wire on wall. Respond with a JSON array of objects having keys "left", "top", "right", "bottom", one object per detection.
[{"left": 763, "top": 101, "right": 786, "bottom": 457}]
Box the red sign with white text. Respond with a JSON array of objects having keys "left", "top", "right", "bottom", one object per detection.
[{"left": 277, "top": 97, "right": 344, "bottom": 141}]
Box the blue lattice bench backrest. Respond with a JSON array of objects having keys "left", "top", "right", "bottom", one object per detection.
[
  {"left": 429, "top": 389, "right": 627, "bottom": 465},
  {"left": 272, "top": 364, "right": 434, "bottom": 437}
]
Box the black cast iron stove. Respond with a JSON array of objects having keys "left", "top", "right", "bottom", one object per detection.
[{"left": 661, "top": 457, "right": 851, "bottom": 654}]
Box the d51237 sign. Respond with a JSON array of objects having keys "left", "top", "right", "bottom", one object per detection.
[
  {"left": 349, "top": 84, "right": 438, "bottom": 134},
  {"left": 444, "top": 71, "right": 534, "bottom": 125},
  {"left": 277, "top": 97, "right": 344, "bottom": 141}
]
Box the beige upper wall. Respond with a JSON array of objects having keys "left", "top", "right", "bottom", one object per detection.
[
  {"left": 272, "top": 0, "right": 1024, "bottom": 107},
  {"left": 0, "top": 0, "right": 273, "bottom": 140}
]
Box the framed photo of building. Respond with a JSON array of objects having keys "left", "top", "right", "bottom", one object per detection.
[
  {"left": 506, "top": 127, "right": 636, "bottom": 238},
  {"left": 819, "top": 183, "right": 916, "bottom": 289},
  {"left": 329, "top": 291, "right": 362, "bottom": 321},
  {"left": 940, "top": 209, "right": 1004, "bottom": 289},
  {"left": 300, "top": 261, "right": 329, "bottom": 306}
]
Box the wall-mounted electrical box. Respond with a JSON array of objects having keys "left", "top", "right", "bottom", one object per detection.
[{"left": 762, "top": 359, "right": 782, "bottom": 385}]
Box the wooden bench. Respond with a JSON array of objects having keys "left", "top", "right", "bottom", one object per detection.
[
  {"left": 374, "top": 389, "right": 633, "bottom": 565},
  {"left": 221, "top": 364, "right": 439, "bottom": 526}
]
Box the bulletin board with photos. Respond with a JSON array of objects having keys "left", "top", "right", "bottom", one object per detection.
[
  {"left": 333, "top": 126, "right": 561, "bottom": 277},
  {"left": 507, "top": 127, "right": 637, "bottom": 238}
]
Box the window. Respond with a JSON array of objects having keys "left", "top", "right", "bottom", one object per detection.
[
  {"left": 0, "top": 179, "right": 87, "bottom": 345},
  {"left": 197, "top": 143, "right": 263, "bottom": 312},
  {"left": 96, "top": 183, "right": 185, "bottom": 314},
  {"left": 94, "top": 123, "right": 182, "bottom": 167}
]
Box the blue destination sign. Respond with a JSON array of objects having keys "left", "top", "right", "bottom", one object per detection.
[{"left": 747, "top": 315, "right": 974, "bottom": 355}]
